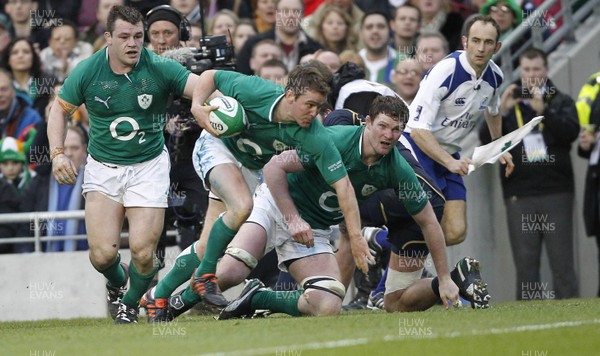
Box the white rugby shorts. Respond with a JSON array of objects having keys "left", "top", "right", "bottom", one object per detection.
[
  {"left": 192, "top": 130, "right": 263, "bottom": 200},
  {"left": 247, "top": 183, "right": 336, "bottom": 272},
  {"left": 82, "top": 147, "right": 170, "bottom": 208}
]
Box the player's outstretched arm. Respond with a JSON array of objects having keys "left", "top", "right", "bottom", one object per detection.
[
  {"left": 47, "top": 97, "right": 78, "bottom": 185},
  {"left": 332, "top": 177, "right": 374, "bottom": 274},
  {"left": 410, "top": 128, "right": 471, "bottom": 176},
  {"left": 264, "top": 150, "right": 314, "bottom": 248},
  {"left": 411, "top": 202, "right": 459, "bottom": 308},
  {"left": 181, "top": 72, "right": 199, "bottom": 100},
  {"left": 190, "top": 69, "right": 220, "bottom": 136}
]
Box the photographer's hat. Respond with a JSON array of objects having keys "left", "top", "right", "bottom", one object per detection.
[
  {"left": 145, "top": 5, "right": 190, "bottom": 41},
  {"left": 147, "top": 7, "right": 181, "bottom": 29}
]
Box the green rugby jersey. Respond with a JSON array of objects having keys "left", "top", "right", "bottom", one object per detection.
[
  {"left": 215, "top": 70, "right": 346, "bottom": 185},
  {"left": 60, "top": 47, "right": 190, "bottom": 164},
  {"left": 290, "top": 125, "right": 428, "bottom": 229}
]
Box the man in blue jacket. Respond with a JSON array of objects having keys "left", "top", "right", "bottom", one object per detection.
[{"left": 0, "top": 69, "right": 41, "bottom": 141}]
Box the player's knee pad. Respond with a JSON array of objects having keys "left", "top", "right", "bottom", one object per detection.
[
  {"left": 224, "top": 247, "right": 258, "bottom": 270},
  {"left": 385, "top": 268, "right": 423, "bottom": 295},
  {"left": 301, "top": 276, "right": 346, "bottom": 300}
]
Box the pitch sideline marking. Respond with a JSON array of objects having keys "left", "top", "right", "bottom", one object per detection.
[{"left": 202, "top": 319, "right": 600, "bottom": 356}]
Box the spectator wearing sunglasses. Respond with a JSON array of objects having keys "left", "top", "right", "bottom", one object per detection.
[{"left": 480, "top": 0, "right": 522, "bottom": 41}]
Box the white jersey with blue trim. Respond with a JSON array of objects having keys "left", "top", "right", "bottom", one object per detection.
[{"left": 406, "top": 51, "right": 503, "bottom": 154}]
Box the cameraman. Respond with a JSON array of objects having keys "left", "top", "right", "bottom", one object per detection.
[
  {"left": 479, "top": 47, "right": 579, "bottom": 300},
  {"left": 145, "top": 5, "right": 209, "bottom": 280}
]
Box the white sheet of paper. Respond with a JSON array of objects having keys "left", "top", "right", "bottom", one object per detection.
[{"left": 468, "top": 116, "right": 544, "bottom": 174}]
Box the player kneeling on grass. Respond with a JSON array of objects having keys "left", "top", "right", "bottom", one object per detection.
[{"left": 218, "top": 96, "right": 460, "bottom": 319}]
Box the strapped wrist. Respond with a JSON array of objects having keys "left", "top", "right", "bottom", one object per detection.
[{"left": 50, "top": 146, "right": 64, "bottom": 160}]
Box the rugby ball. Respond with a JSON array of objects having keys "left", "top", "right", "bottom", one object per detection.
[{"left": 208, "top": 96, "right": 247, "bottom": 137}]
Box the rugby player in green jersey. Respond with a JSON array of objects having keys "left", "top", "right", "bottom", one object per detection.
[
  {"left": 140, "top": 65, "right": 372, "bottom": 320},
  {"left": 47, "top": 5, "right": 202, "bottom": 324},
  {"left": 216, "top": 96, "right": 460, "bottom": 319}
]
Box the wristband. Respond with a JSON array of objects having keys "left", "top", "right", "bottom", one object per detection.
[{"left": 50, "top": 147, "right": 64, "bottom": 160}]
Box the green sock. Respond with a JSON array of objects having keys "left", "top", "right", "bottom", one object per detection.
[
  {"left": 180, "top": 284, "right": 202, "bottom": 305},
  {"left": 195, "top": 216, "right": 237, "bottom": 276},
  {"left": 250, "top": 290, "right": 303, "bottom": 317},
  {"left": 121, "top": 261, "right": 158, "bottom": 307},
  {"left": 154, "top": 244, "right": 201, "bottom": 299},
  {"left": 97, "top": 253, "right": 126, "bottom": 288}
]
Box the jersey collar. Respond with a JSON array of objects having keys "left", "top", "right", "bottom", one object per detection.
[
  {"left": 268, "top": 93, "right": 285, "bottom": 122},
  {"left": 458, "top": 51, "right": 489, "bottom": 79},
  {"left": 104, "top": 47, "right": 142, "bottom": 72}
]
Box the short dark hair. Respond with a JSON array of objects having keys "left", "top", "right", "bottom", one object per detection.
[
  {"left": 361, "top": 11, "right": 390, "bottom": 29},
  {"left": 50, "top": 19, "right": 78, "bottom": 38},
  {"left": 66, "top": 122, "right": 89, "bottom": 146},
  {"left": 259, "top": 58, "right": 288, "bottom": 74},
  {"left": 301, "top": 59, "right": 333, "bottom": 88},
  {"left": 416, "top": 30, "right": 450, "bottom": 55},
  {"left": 251, "top": 39, "right": 280, "bottom": 58},
  {"left": 519, "top": 47, "right": 548, "bottom": 67},
  {"left": 392, "top": 4, "right": 421, "bottom": 24},
  {"left": 369, "top": 95, "right": 408, "bottom": 125},
  {"left": 464, "top": 15, "right": 501, "bottom": 42},
  {"left": 286, "top": 65, "right": 330, "bottom": 98},
  {"left": 106, "top": 5, "right": 144, "bottom": 34}
]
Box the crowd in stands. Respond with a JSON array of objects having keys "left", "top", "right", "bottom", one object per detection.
[{"left": 0, "top": 0, "right": 597, "bottom": 300}]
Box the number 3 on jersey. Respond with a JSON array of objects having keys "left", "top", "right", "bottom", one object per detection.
[{"left": 109, "top": 117, "right": 146, "bottom": 144}]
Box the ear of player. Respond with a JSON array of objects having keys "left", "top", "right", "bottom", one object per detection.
[{"left": 207, "top": 96, "right": 248, "bottom": 137}]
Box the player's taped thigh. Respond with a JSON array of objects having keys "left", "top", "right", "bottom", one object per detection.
[
  {"left": 224, "top": 247, "right": 258, "bottom": 269},
  {"left": 301, "top": 275, "right": 346, "bottom": 300},
  {"left": 385, "top": 268, "right": 423, "bottom": 295}
]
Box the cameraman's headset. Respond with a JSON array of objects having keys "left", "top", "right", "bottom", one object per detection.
[{"left": 144, "top": 5, "right": 191, "bottom": 42}]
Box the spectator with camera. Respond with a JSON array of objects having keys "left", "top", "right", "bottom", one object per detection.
[{"left": 479, "top": 47, "right": 579, "bottom": 300}]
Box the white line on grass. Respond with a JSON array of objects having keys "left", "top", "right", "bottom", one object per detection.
[
  {"left": 202, "top": 338, "right": 370, "bottom": 356},
  {"left": 203, "top": 319, "right": 600, "bottom": 356},
  {"left": 386, "top": 318, "right": 600, "bottom": 341}
]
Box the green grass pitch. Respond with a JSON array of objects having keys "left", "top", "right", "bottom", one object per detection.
[{"left": 3, "top": 298, "right": 599, "bottom": 356}]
